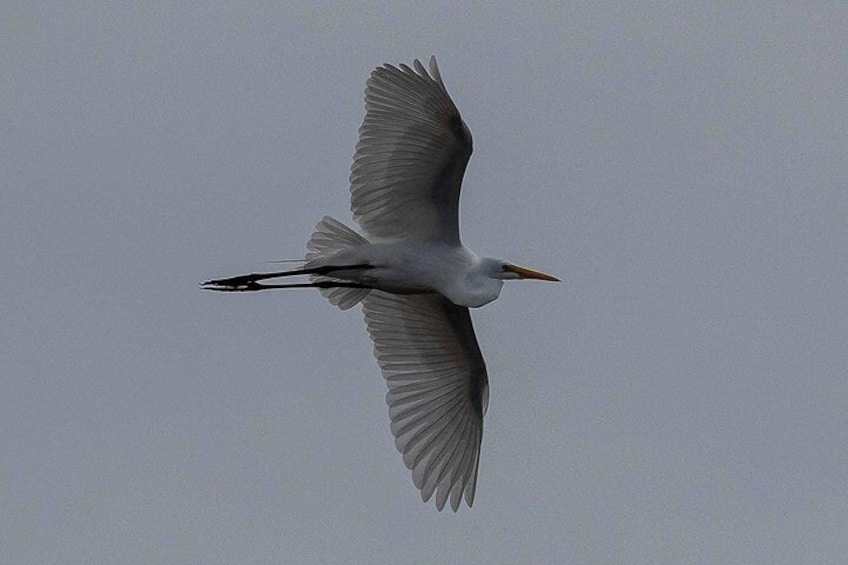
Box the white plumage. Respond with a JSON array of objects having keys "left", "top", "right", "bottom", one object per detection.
[{"left": 203, "top": 57, "right": 558, "bottom": 511}]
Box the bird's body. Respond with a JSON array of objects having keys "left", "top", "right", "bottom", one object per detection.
[
  {"left": 203, "top": 57, "right": 558, "bottom": 511},
  {"left": 311, "top": 240, "right": 503, "bottom": 307}
]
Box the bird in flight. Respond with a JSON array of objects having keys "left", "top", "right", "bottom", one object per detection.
[{"left": 203, "top": 57, "right": 559, "bottom": 511}]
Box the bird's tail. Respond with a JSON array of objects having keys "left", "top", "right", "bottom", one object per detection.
[{"left": 305, "top": 216, "right": 372, "bottom": 310}]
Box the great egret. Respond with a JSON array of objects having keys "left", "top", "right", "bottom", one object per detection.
[{"left": 203, "top": 57, "right": 559, "bottom": 511}]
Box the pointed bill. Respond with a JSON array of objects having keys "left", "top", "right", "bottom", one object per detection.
[{"left": 504, "top": 264, "right": 560, "bottom": 282}]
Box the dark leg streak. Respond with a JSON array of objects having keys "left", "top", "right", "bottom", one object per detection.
[
  {"left": 200, "top": 263, "right": 373, "bottom": 291},
  {"left": 202, "top": 280, "right": 370, "bottom": 292}
]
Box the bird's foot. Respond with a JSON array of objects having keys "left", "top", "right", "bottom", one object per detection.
[{"left": 200, "top": 274, "right": 265, "bottom": 292}]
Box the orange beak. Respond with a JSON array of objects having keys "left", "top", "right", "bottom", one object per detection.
[{"left": 504, "top": 264, "right": 560, "bottom": 282}]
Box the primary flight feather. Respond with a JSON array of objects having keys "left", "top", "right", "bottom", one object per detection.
[{"left": 203, "top": 57, "right": 559, "bottom": 511}]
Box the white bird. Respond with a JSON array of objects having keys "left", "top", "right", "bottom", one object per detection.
[{"left": 203, "top": 57, "right": 559, "bottom": 511}]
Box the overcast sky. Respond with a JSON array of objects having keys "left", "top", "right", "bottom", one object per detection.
[{"left": 3, "top": 3, "right": 847, "bottom": 564}]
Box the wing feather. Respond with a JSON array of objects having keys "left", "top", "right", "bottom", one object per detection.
[
  {"left": 350, "top": 57, "right": 473, "bottom": 243},
  {"left": 361, "top": 291, "right": 488, "bottom": 511}
]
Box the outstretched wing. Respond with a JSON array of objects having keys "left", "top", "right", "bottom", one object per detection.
[
  {"left": 361, "top": 291, "right": 489, "bottom": 511},
  {"left": 350, "top": 57, "right": 473, "bottom": 244}
]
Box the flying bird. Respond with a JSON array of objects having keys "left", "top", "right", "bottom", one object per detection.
[{"left": 203, "top": 57, "right": 559, "bottom": 511}]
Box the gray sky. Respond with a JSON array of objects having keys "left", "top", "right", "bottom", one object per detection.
[{"left": 3, "top": 3, "right": 847, "bottom": 564}]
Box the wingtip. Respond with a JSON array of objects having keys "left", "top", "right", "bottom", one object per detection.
[{"left": 428, "top": 56, "right": 442, "bottom": 84}]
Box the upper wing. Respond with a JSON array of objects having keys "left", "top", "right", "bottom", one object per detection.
[
  {"left": 350, "top": 57, "right": 473, "bottom": 244},
  {"left": 361, "top": 291, "right": 489, "bottom": 511}
]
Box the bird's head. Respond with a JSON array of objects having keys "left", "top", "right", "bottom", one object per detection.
[{"left": 460, "top": 258, "right": 559, "bottom": 308}]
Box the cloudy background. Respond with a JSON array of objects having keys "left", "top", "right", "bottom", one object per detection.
[{"left": 3, "top": 3, "right": 846, "bottom": 563}]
